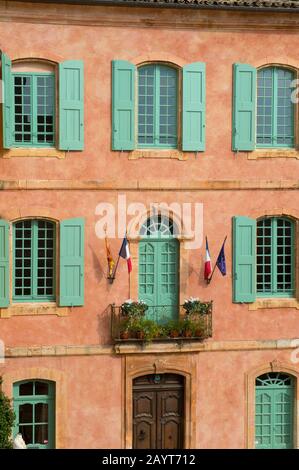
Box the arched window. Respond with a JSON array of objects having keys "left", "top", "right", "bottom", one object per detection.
[
  {"left": 255, "top": 372, "right": 294, "bottom": 449},
  {"left": 13, "top": 380, "right": 55, "bottom": 449},
  {"left": 11, "top": 61, "right": 56, "bottom": 147},
  {"left": 13, "top": 219, "right": 56, "bottom": 302},
  {"left": 256, "top": 217, "right": 294, "bottom": 297},
  {"left": 257, "top": 67, "right": 295, "bottom": 148},
  {"left": 138, "top": 64, "right": 178, "bottom": 149}
]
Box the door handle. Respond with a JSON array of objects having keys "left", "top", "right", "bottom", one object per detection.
[{"left": 138, "top": 429, "right": 146, "bottom": 441}]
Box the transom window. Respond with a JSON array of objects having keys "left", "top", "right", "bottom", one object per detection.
[
  {"left": 13, "top": 73, "right": 55, "bottom": 147},
  {"left": 140, "top": 213, "right": 179, "bottom": 238},
  {"left": 13, "top": 219, "right": 56, "bottom": 302},
  {"left": 138, "top": 64, "right": 178, "bottom": 148},
  {"left": 13, "top": 380, "right": 55, "bottom": 449},
  {"left": 256, "top": 217, "right": 294, "bottom": 297},
  {"left": 257, "top": 67, "right": 294, "bottom": 148}
]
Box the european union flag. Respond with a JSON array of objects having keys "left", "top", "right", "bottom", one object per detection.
[{"left": 216, "top": 237, "right": 227, "bottom": 276}]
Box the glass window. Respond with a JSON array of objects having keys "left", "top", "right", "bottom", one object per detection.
[
  {"left": 138, "top": 64, "right": 177, "bottom": 148},
  {"left": 13, "top": 219, "right": 56, "bottom": 302},
  {"left": 13, "top": 73, "right": 55, "bottom": 147},
  {"left": 13, "top": 380, "right": 55, "bottom": 449},
  {"left": 256, "top": 217, "right": 294, "bottom": 297},
  {"left": 257, "top": 67, "right": 294, "bottom": 148}
]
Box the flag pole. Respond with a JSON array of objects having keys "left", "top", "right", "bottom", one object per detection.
[{"left": 207, "top": 236, "right": 227, "bottom": 285}]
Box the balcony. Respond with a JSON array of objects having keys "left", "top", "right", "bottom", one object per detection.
[{"left": 110, "top": 302, "right": 213, "bottom": 344}]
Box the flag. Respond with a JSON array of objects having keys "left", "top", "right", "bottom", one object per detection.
[
  {"left": 105, "top": 236, "right": 115, "bottom": 278},
  {"left": 119, "top": 236, "right": 132, "bottom": 273},
  {"left": 216, "top": 237, "right": 227, "bottom": 276},
  {"left": 204, "top": 236, "right": 212, "bottom": 280}
]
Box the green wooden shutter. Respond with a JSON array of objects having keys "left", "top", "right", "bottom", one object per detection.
[
  {"left": 182, "top": 62, "right": 206, "bottom": 151},
  {"left": 232, "top": 63, "right": 256, "bottom": 151},
  {"left": 233, "top": 216, "right": 256, "bottom": 303},
  {"left": 0, "top": 219, "right": 9, "bottom": 307},
  {"left": 112, "top": 60, "right": 135, "bottom": 150},
  {"left": 59, "top": 217, "right": 85, "bottom": 306},
  {"left": 2, "top": 52, "right": 12, "bottom": 149},
  {"left": 59, "top": 60, "right": 84, "bottom": 150}
]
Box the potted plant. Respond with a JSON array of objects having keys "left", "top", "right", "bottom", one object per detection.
[
  {"left": 183, "top": 297, "right": 211, "bottom": 316},
  {"left": 164, "top": 319, "right": 183, "bottom": 338},
  {"left": 121, "top": 299, "right": 148, "bottom": 318},
  {"left": 119, "top": 317, "right": 131, "bottom": 340},
  {"left": 130, "top": 318, "right": 161, "bottom": 343}
]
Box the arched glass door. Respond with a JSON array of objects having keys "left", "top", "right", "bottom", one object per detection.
[
  {"left": 255, "top": 372, "right": 294, "bottom": 449},
  {"left": 139, "top": 215, "right": 179, "bottom": 321},
  {"left": 13, "top": 380, "right": 55, "bottom": 449}
]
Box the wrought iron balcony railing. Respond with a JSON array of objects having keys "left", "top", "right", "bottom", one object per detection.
[{"left": 110, "top": 303, "right": 212, "bottom": 343}]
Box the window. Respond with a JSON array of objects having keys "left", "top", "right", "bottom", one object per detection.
[
  {"left": 233, "top": 63, "right": 296, "bottom": 152},
  {"left": 257, "top": 217, "right": 294, "bottom": 297},
  {"left": 138, "top": 65, "right": 177, "bottom": 148},
  {"left": 13, "top": 219, "right": 56, "bottom": 302},
  {"left": 13, "top": 380, "right": 55, "bottom": 449},
  {"left": 0, "top": 217, "right": 85, "bottom": 309},
  {"left": 1, "top": 53, "right": 84, "bottom": 151},
  {"left": 112, "top": 60, "right": 206, "bottom": 152},
  {"left": 233, "top": 215, "right": 296, "bottom": 303},
  {"left": 257, "top": 67, "right": 294, "bottom": 148},
  {"left": 13, "top": 73, "right": 55, "bottom": 147}
]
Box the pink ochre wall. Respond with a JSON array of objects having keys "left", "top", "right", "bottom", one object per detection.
[{"left": 0, "top": 2, "right": 299, "bottom": 450}]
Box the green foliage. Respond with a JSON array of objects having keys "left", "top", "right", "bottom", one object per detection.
[
  {"left": 0, "top": 378, "right": 15, "bottom": 449},
  {"left": 121, "top": 300, "right": 148, "bottom": 318},
  {"left": 183, "top": 298, "right": 212, "bottom": 316}
]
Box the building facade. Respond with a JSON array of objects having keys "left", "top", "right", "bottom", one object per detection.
[{"left": 0, "top": 0, "right": 299, "bottom": 449}]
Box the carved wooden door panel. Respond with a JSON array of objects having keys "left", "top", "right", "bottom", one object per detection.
[{"left": 133, "top": 374, "right": 184, "bottom": 449}]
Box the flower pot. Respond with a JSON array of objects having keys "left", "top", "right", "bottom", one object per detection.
[
  {"left": 136, "top": 331, "right": 145, "bottom": 340},
  {"left": 194, "top": 329, "right": 204, "bottom": 338},
  {"left": 120, "top": 331, "right": 130, "bottom": 340},
  {"left": 183, "top": 329, "right": 193, "bottom": 338},
  {"left": 169, "top": 330, "right": 179, "bottom": 338}
]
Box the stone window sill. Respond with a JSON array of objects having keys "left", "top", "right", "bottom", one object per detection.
[
  {"left": 129, "top": 149, "right": 188, "bottom": 160},
  {"left": 0, "top": 303, "right": 70, "bottom": 318},
  {"left": 248, "top": 149, "right": 299, "bottom": 160},
  {"left": 1, "top": 148, "right": 66, "bottom": 159},
  {"left": 249, "top": 298, "right": 299, "bottom": 311}
]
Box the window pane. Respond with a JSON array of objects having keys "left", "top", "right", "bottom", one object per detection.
[
  {"left": 256, "top": 218, "right": 273, "bottom": 293},
  {"left": 256, "top": 68, "right": 273, "bottom": 146},
  {"left": 35, "top": 403, "right": 48, "bottom": 423},
  {"left": 13, "top": 220, "right": 55, "bottom": 301},
  {"left": 19, "top": 404, "right": 33, "bottom": 423},
  {"left": 35, "top": 382, "right": 49, "bottom": 396},
  {"left": 276, "top": 69, "right": 294, "bottom": 147},
  {"left": 159, "top": 66, "right": 177, "bottom": 146},
  {"left": 19, "top": 381, "right": 34, "bottom": 396},
  {"left": 13, "top": 220, "right": 32, "bottom": 298},
  {"left": 36, "top": 75, "right": 55, "bottom": 145},
  {"left": 13, "top": 75, "right": 32, "bottom": 144},
  {"left": 19, "top": 425, "right": 33, "bottom": 445},
  {"left": 138, "top": 65, "right": 155, "bottom": 145},
  {"left": 35, "top": 424, "right": 48, "bottom": 445}
]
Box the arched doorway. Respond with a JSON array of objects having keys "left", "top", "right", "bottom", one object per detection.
[
  {"left": 255, "top": 372, "right": 294, "bottom": 449},
  {"left": 139, "top": 214, "right": 179, "bottom": 321},
  {"left": 133, "top": 373, "right": 184, "bottom": 449}
]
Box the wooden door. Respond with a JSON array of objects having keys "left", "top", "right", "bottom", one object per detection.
[{"left": 133, "top": 374, "right": 184, "bottom": 449}]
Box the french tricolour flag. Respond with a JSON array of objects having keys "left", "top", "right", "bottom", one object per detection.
[
  {"left": 204, "top": 236, "right": 212, "bottom": 281},
  {"left": 119, "top": 236, "right": 132, "bottom": 273}
]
